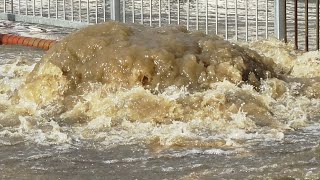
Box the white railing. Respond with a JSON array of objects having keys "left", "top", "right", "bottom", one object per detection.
[
  {"left": 0, "top": 0, "right": 274, "bottom": 41},
  {"left": 0, "top": 0, "right": 319, "bottom": 50}
]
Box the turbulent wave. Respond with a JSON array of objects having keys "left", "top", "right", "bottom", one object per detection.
[{"left": 1, "top": 22, "right": 320, "bottom": 148}]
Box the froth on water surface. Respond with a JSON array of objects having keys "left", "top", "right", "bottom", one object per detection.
[{"left": 1, "top": 21, "right": 320, "bottom": 150}]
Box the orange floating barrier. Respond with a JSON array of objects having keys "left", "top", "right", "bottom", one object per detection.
[
  {"left": 11, "top": 36, "right": 21, "bottom": 44},
  {"left": 48, "top": 40, "right": 56, "bottom": 49},
  {"left": 27, "top": 38, "right": 37, "bottom": 47},
  {"left": 0, "top": 33, "right": 58, "bottom": 50},
  {"left": 7, "top": 35, "right": 16, "bottom": 44},
  {"left": 2, "top": 34, "right": 12, "bottom": 44},
  {"left": 37, "top": 39, "right": 47, "bottom": 49},
  {"left": 17, "top": 36, "right": 26, "bottom": 45},
  {"left": 22, "top": 37, "right": 32, "bottom": 46},
  {"left": 32, "top": 38, "right": 42, "bottom": 48}
]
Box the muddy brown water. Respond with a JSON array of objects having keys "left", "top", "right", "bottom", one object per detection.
[
  {"left": 0, "top": 127, "right": 319, "bottom": 179},
  {"left": 1, "top": 22, "right": 320, "bottom": 179}
]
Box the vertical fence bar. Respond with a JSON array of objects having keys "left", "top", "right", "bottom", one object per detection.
[
  {"left": 215, "top": 0, "right": 218, "bottom": 34},
  {"left": 265, "top": 0, "right": 268, "bottom": 39},
  {"left": 225, "top": 0, "right": 228, "bottom": 39},
  {"left": 71, "top": 0, "right": 74, "bottom": 21},
  {"left": 245, "top": 0, "right": 248, "bottom": 41},
  {"left": 177, "top": 0, "right": 180, "bottom": 25},
  {"left": 18, "top": 0, "right": 21, "bottom": 14},
  {"left": 159, "top": 0, "right": 161, "bottom": 27},
  {"left": 63, "top": 0, "right": 66, "bottom": 20},
  {"left": 141, "top": 0, "right": 143, "bottom": 24},
  {"left": 294, "top": 0, "right": 298, "bottom": 49},
  {"left": 3, "top": 0, "right": 6, "bottom": 13},
  {"left": 48, "top": 0, "right": 50, "bottom": 18},
  {"left": 103, "top": 0, "right": 105, "bottom": 22},
  {"left": 256, "top": 0, "right": 258, "bottom": 39},
  {"left": 11, "top": 0, "right": 13, "bottom": 13},
  {"left": 274, "top": 0, "right": 286, "bottom": 41},
  {"left": 95, "top": 0, "right": 98, "bottom": 23},
  {"left": 187, "top": 0, "right": 189, "bottom": 30},
  {"left": 149, "top": 0, "right": 152, "bottom": 26},
  {"left": 87, "top": 0, "right": 89, "bottom": 22},
  {"left": 168, "top": 0, "right": 171, "bottom": 24},
  {"left": 56, "top": 0, "right": 58, "bottom": 19},
  {"left": 132, "top": 0, "right": 135, "bottom": 23},
  {"left": 111, "top": 0, "right": 121, "bottom": 21},
  {"left": 123, "top": 0, "right": 126, "bottom": 23},
  {"left": 205, "top": 0, "right": 208, "bottom": 34},
  {"left": 26, "top": 0, "right": 28, "bottom": 15},
  {"left": 284, "top": 0, "right": 287, "bottom": 43},
  {"left": 79, "top": 0, "right": 81, "bottom": 21},
  {"left": 33, "top": 0, "right": 35, "bottom": 16},
  {"left": 305, "top": 0, "right": 308, "bottom": 51},
  {"left": 158, "top": 0, "right": 162, "bottom": 27},
  {"left": 41, "top": 0, "right": 43, "bottom": 16},
  {"left": 196, "top": 0, "right": 199, "bottom": 30},
  {"left": 316, "top": 0, "right": 319, "bottom": 50},
  {"left": 235, "top": 0, "right": 238, "bottom": 40}
]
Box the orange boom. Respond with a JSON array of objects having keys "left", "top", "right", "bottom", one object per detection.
[{"left": 0, "top": 34, "right": 57, "bottom": 50}]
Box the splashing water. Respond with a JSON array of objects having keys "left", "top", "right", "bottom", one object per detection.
[{"left": 1, "top": 22, "right": 320, "bottom": 179}]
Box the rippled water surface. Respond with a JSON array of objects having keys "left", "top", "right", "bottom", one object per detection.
[{"left": 1, "top": 125, "right": 320, "bottom": 179}]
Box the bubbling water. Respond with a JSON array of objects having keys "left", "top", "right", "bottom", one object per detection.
[{"left": 1, "top": 22, "right": 320, "bottom": 147}]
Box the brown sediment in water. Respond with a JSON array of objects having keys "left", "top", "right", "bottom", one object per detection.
[
  {"left": 28, "top": 22, "right": 280, "bottom": 92},
  {"left": 2, "top": 22, "right": 320, "bottom": 148},
  {"left": 10, "top": 22, "right": 305, "bottom": 127}
]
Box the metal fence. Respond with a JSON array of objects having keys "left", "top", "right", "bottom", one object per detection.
[{"left": 0, "top": 0, "right": 319, "bottom": 51}]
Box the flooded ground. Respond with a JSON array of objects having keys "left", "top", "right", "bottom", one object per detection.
[
  {"left": 1, "top": 20, "right": 320, "bottom": 179},
  {"left": 1, "top": 126, "right": 320, "bottom": 179}
]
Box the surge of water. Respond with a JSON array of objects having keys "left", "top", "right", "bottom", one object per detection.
[
  {"left": 0, "top": 21, "right": 319, "bottom": 147},
  {"left": 0, "top": 21, "right": 320, "bottom": 179}
]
